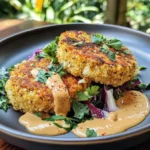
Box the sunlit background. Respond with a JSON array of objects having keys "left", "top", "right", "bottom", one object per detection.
[{"left": 0, "top": 0, "right": 150, "bottom": 33}]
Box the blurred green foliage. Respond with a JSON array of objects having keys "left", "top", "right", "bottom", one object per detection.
[
  {"left": 0, "top": 0, "right": 149, "bottom": 33},
  {"left": 127, "top": 0, "right": 150, "bottom": 33},
  {"left": 0, "top": 0, "right": 106, "bottom": 23}
]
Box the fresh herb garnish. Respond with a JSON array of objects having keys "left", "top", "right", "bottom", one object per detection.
[
  {"left": 76, "top": 86, "right": 99, "bottom": 101},
  {"left": 48, "top": 61, "right": 67, "bottom": 77},
  {"left": 35, "top": 69, "right": 52, "bottom": 83},
  {"left": 123, "top": 50, "right": 130, "bottom": 55},
  {"left": 86, "top": 128, "right": 97, "bottom": 137},
  {"left": 91, "top": 33, "right": 106, "bottom": 44},
  {"left": 108, "top": 51, "right": 116, "bottom": 61},
  {"left": 86, "top": 86, "right": 99, "bottom": 96},
  {"left": 106, "top": 38, "right": 123, "bottom": 49},
  {"left": 35, "top": 114, "right": 78, "bottom": 131},
  {"left": 34, "top": 112, "right": 42, "bottom": 117},
  {"left": 43, "top": 36, "right": 59, "bottom": 63},
  {"left": 8, "top": 66, "right": 15, "bottom": 72},
  {"left": 72, "top": 101, "right": 89, "bottom": 119},
  {"left": 138, "top": 83, "right": 150, "bottom": 90},
  {"left": 0, "top": 67, "right": 10, "bottom": 111},
  {"left": 35, "top": 52, "right": 50, "bottom": 60},
  {"left": 99, "top": 44, "right": 109, "bottom": 54},
  {"left": 139, "top": 66, "right": 147, "bottom": 70},
  {"left": 35, "top": 61, "right": 67, "bottom": 83}
]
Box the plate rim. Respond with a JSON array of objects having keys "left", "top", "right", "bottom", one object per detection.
[{"left": 0, "top": 23, "right": 150, "bottom": 145}]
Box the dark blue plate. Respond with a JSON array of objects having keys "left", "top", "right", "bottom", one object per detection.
[{"left": 0, "top": 24, "right": 150, "bottom": 150}]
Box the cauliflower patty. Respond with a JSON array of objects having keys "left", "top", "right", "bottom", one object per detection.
[
  {"left": 5, "top": 58, "right": 88, "bottom": 113},
  {"left": 57, "top": 30, "right": 137, "bottom": 87}
]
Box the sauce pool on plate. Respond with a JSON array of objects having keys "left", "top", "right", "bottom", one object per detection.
[{"left": 72, "top": 91, "right": 150, "bottom": 137}]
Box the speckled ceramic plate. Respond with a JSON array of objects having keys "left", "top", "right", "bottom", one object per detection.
[{"left": 0, "top": 24, "right": 150, "bottom": 150}]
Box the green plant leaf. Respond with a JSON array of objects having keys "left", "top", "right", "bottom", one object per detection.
[
  {"left": 69, "top": 15, "right": 91, "bottom": 23},
  {"left": 86, "top": 128, "right": 97, "bottom": 137},
  {"left": 106, "top": 38, "right": 123, "bottom": 49},
  {"left": 57, "top": 0, "right": 79, "bottom": 16},
  {"left": 108, "top": 51, "right": 116, "bottom": 61},
  {"left": 46, "top": 6, "right": 55, "bottom": 21},
  {"left": 72, "top": 101, "right": 89, "bottom": 119},
  {"left": 74, "top": 6, "right": 99, "bottom": 14}
]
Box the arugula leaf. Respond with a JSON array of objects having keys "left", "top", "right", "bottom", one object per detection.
[
  {"left": 139, "top": 66, "right": 147, "bottom": 70},
  {"left": 86, "top": 128, "right": 97, "bottom": 137},
  {"left": 72, "top": 101, "right": 89, "bottom": 119},
  {"left": 108, "top": 51, "right": 116, "bottom": 61},
  {"left": 43, "top": 36, "right": 59, "bottom": 63},
  {"left": 106, "top": 38, "right": 123, "bottom": 49},
  {"left": 0, "top": 67, "right": 10, "bottom": 111},
  {"left": 91, "top": 34, "right": 106, "bottom": 44},
  {"left": 86, "top": 86, "right": 99, "bottom": 96}
]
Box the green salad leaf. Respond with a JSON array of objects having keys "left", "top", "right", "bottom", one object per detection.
[
  {"left": 106, "top": 38, "right": 123, "bottom": 49},
  {"left": 91, "top": 33, "right": 106, "bottom": 44},
  {"left": 76, "top": 85, "right": 99, "bottom": 101},
  {"left": 72, "top": 101, "right": 89, "bottom": 119},
  {"left": 86, "top": 128, "right": 97, "bottom": 137},
  {"left": 0, "top": 67, "right": 10, "bottom": 111},
  {"left": 139, "top": 66, "right": 147, "bottom": 70},
  {"left": 43, "top": 36, "right": 59, "bottom": 63}
]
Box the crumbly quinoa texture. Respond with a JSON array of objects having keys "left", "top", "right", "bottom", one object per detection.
[
  {"left": 57, "top": 30, "right": 138, "bottom": 87},
  {"left": 5, "top": 58, "right": 88, "bottom": 113}
]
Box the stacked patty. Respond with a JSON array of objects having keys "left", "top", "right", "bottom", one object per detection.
[
  {"left": 5, "top": 58, "right": 88, "bottom": 113},
  {"left": 57, "top": 31, "right": 137, "bottom": 87}
]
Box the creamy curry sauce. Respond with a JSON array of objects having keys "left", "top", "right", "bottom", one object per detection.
[
  {"left": 19, "top": 113, "right": 70, "bottom": 135},
  {"left": 73, "top": 91, "right": 150, "bottom": 137},
  {"left": 19, "top": 71, "right": 150, "bottom": 137}
]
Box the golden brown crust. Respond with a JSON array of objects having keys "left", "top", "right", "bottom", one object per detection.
[
  {"left": 5, "top": 58, "right": 88, "bottom": 113},
  {"left": 57, "top": 30, "right": 137, "bottom": 87}
]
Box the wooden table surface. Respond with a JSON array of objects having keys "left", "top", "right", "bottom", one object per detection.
[{"left": 0, "top": 19, "right": 150, "bottom": 150}]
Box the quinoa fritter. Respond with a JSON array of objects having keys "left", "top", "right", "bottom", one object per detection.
[
  {"left": 57, "top": 31, "right": 138, "bottom": 87},
  {"left": 5, "top": 58, "right": 88, "bottom": 113}
]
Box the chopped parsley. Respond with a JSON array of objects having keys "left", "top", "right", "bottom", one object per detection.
[
  {"left": 76, "top": 85, "right": 99, "bottom": 101},
  {"left": 138, "top": 83, "right": 150, "bottom": 90},
  {"left": 139, "top": 66, "right": 147, "bottom": 70},
  {"left": 91, "top": 33, "right": 106, "bottom": 44},
  {"left": 35, "top": 61, "right": 67, "bottom": 83},
  {"left": 8, "top": 66, "right": 15, "bottom": 72},
  {"left": 48, "top": 61, "right": 67, "bottom": 77},
  {"left": 72, "top": 101, "right": 89, "bottom": 119},
  {"left": 100, "top": 44, "right": 109, "bottom": 54},
  {"left": 106, "top": 38, "right": 123, "bottom": 49},
  {"left": 108, "top": 51, "right": 116, "bottom": 61},
  {"left": 0, "top": 67, "right": 10, "bottom": 111},
  {"left": 123, "top": 50, "right": 130, "bottom": 55},
  {"left": 43, "top": 36, "right": 59, "bottom": 63},
  {"left": 35, "top": 69, "right": 51, "bottom": 83},
  {"left": 35, "top": 114, "right": 78, "bottom": 131},
  {"left": 86, "top": 128, "right": 97, "bottom": 137}
]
